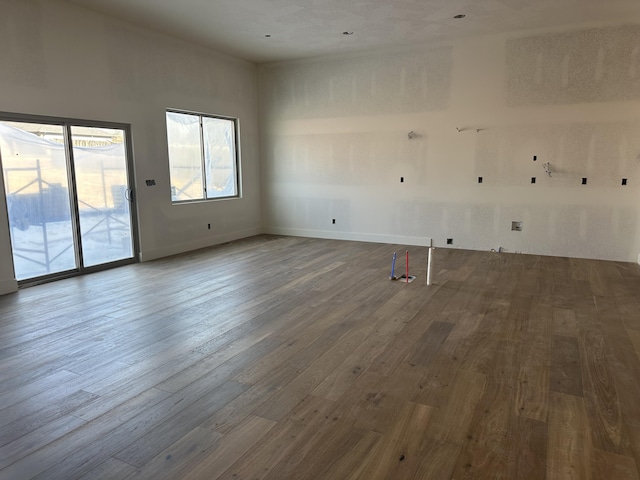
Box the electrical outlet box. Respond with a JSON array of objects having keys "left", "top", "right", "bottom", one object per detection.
[
  {"left": 511, "top": 221, "right": 523, "bottom": 232},
  {"left": 446, "top": 238, "right": 453, "bottom": 245}
]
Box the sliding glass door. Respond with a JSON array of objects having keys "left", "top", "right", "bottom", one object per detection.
[
  {"left": 1, "top": 122, "right": 76, "bottom": 280},
  {"left": 0, "top": 118, "right": 137, "bottom": 284},
  {"left": 71, "top": 126, "right": 134, "bottom": 268}
]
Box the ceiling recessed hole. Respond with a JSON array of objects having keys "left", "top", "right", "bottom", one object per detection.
[
  {"left": 533, "top": 155, "right": 537, "bottom": 161},
  {"left": 454, "top": 14, "right": 466, "bottom": 19},
  {"left": 265, "top": 34, "right": 271, "bottom": 38},
  {"left": 622, "top": 178, "right": 628, "bottom": 185},
  {"left": 343, "top": 31, "right": 354, "bottom": 35}
]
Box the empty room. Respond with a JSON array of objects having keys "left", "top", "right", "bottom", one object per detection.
[{"left": 1, "top": 0, "right": 640, "bottom": 478}]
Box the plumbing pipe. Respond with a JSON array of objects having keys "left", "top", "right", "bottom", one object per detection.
[
  {"left": 406, "top": 250, "right": 409, "bottom": 283},
  {"left": 390, "top": 252, "right": 397, "bottom": 279}
]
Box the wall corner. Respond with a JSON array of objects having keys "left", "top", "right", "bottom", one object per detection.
[{"left": 0, "top": 278, "right": 18, "bottom": 296}]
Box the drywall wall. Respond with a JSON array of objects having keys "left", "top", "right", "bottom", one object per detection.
[
  {"left": 260, "top": 25, "right": 640, "bottom": 262},
  {"left": 0, "top": 0, "right": 261, "bottom": 294}
]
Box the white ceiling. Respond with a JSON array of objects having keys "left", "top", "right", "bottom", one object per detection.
[{"left": 67, "top": 0, "right": 640, "bottom": 63}]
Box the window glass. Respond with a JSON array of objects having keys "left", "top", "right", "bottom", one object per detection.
[
  {"left": 166, "top": 111, "right": 239, "bottom": 202},
  {"left": 202, "top": 116, "right": 237, "bottom": 198}
]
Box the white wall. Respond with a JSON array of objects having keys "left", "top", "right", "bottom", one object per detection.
[
  {"left": 259, "top": 25, "right": 640, "bottom": 262},
  {"left": 0, "top": 0, "right": 261, "bottom": 294}
]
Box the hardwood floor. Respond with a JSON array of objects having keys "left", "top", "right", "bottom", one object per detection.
[{"left": 1, "top": 235, "right": 640, "bottom": 479}]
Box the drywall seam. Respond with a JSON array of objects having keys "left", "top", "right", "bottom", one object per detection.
[{"left": 265, "top": 226, "right": 433, "bottom": 247}]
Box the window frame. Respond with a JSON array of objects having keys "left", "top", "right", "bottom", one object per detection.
[{"left": 166, "top": 109, "right": 241, "bottom": 204}]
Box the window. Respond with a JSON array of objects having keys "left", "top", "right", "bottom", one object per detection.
[{"left": 166, "top": 110, "right": 239, "bottom": 202}]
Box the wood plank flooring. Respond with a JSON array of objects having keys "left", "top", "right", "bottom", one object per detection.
[{"left": 1, "top": 235, "right": 640, "bottom": 479}]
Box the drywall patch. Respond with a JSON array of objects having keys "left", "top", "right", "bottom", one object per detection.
[
  {"left": 474, "top": 120, "right": 640, "bottom": 186},
  {"left": 506, "top": 25, "right": 640, "bottom": 105},
  {"left": 268, "top": 196, "right": 351, "bottom": 231},
  {"left": 260, "top": 46, "right": 452, "bottom": 119},
  {"left": 557, "top": 205, "right": 636, "bottom": 257},
  {"left": 0, "top": 0, "right": 46, "bottom": 87},
  {"left": 270, "top": 131, "right": 429, "bottom": 187},
  {"left": 391, "top": 201, "right": 431, "bottom": 237},
  {"left": 465, "top": 204, "right": 496, "bottom": 242}
]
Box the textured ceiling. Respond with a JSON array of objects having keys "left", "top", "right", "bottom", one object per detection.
[{"left": 66, "top": 0, "right": 640, "bottom": 63}]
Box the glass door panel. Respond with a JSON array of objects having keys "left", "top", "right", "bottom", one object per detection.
[
  {"left": 0, "top": 121, "right": 77, "bottom": 280},
  {"left": 70, "top": 126, "right": 134, "bottom": 268}
]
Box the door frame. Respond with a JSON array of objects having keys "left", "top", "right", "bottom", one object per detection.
[{"left": 0, "top": 111, "right": 140, "bottom": 288}]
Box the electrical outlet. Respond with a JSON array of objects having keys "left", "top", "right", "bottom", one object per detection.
[
  {"left": 478, "top": 177, "right": 483, "bottom": 183},
  {"left": 400, "top": 177, "right": 404, "bottom": 183}
]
